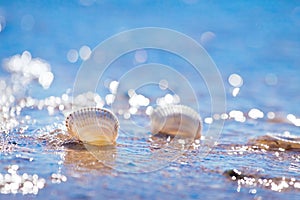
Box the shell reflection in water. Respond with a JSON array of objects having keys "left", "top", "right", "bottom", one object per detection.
[
  {"left": 65, "top": 108, "right": 119, "bottom": 146},
  {"left": 150, "top": 105, "right": 202, "bottom": 139},
  {"left": 64, "top": 143, "right": 117, "bottom": 173}
]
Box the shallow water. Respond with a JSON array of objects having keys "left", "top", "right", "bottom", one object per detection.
[{"left": 1, "top": 1, "right": 300, "bottom": 199}]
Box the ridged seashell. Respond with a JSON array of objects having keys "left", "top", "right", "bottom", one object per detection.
[
  {"left": 65, "top": 108, "right": 119, "bottom": 146},
  {"left": 266, "top": 133, "right": 300, "bottom": 149},
  {"left": 150, "top": 105, "right": 202, "bottom": 139}
]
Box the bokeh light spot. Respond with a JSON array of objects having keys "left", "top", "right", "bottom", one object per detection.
[
  {"left": 228, "top": 73, "right": 243, "bottom": 87},
  {"left": 265, "top": 73, "right": 278, "bottom": 86},
  {"left": 0, "top": 15, "right": 6, "bottom": 32},
  {"left": 200, "top": 31, "right": 216, "bottom": 45},
  {"left": 159, "top": 79, "right": 168, "bottom": 90},
  {"left": 21, "top": 14, "right": 35, "bottom": 31},
  {"left": 134, "top": 49, "right": 148, "bottom": 63},
  {"left": 67, "top": 49, "right": 79, "bottom": 63},
  {"left": 79, "top": 45, "right": 91, "bottom": 60}
]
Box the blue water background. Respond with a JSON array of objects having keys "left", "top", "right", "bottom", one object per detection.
[
  {"left": 1, "top": 1, "right": 300, "bottom": 112},
  {"left": 1, "top": 1, "right": 300, "bottom": 199}
]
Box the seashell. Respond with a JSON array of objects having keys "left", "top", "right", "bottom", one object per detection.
[
  {"left": 65, "top": 107, "right": 119, "bottom": 146},
  {"left": 266, "top": 133, "right": 300, "bottom": 149},
  {"left": 150, "top": 105, "right": 202, "bottom": 139}
]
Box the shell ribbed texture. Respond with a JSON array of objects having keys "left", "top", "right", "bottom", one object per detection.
[
  {"left": 65, "top": 107, "right": 119, "bottom": 145},
  {"left": 150, "top": 105, "right": 202, "bottom": 139}
]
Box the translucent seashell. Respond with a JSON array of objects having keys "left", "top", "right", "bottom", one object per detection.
[
  {"left": 65, "top": 108, "right": 119, "bottom": 146},
  {"left": 150, "top": 105, "right": 202, "bottom": 139},
  {"left": 266, "top": 133, "right": 300, "bottom": 149}
]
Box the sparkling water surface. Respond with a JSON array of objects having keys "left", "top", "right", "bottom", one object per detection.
[{"left": 1, "top": 1, "right": 300, "bottom": 199}]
